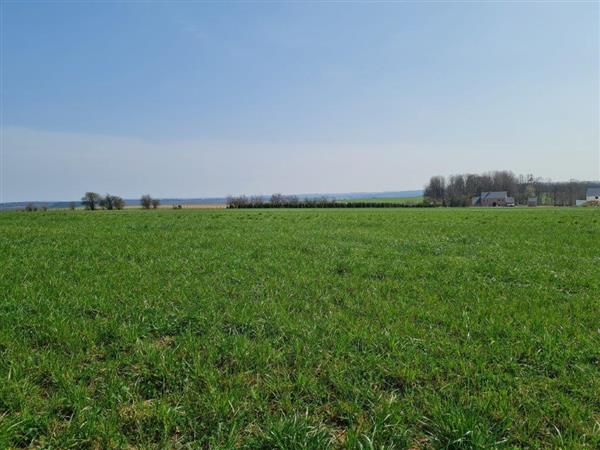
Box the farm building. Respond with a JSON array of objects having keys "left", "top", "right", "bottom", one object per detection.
[
  {"left": 474, "top": 191, "right": 515, "bottom": 207},
  {"left": 587, "top": 188, "right": 600, "bottom": 202}
]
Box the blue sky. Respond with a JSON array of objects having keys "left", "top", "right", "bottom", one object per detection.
[{"left": 2, "top": 1, "right": 598, "bottom": 201}]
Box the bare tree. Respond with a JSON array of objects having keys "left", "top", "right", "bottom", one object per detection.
[
  {"left": 270, "top": 193, "right": 285, "bottom": 206},
  {"left": 101, "top": 194, "right": 113, "bottom": 210},
  {"left": 101, "top": 194, "right": 125, "bottom": 210},
  {"left": 140, "top": 194, "right": 153, "bottom": 209},
  {"left": 424, "top": 176, "right": 446, "bottom": 204},
  {"left": 82, "top": 192, "right": 103, "bottom": 210},
  {"left": 114, "top": 196, "right": 125, "bottom": 210},
  {"left": 226, "top": 195, "right": 249, "bottom": 208},
  {"left": 151, "top": 198, "right": 160, "bottom": 209},
  {"left": 286, "top": 195, "right": 300, "bottom": 205},
  {"left": 447, "top": 175, "right": 467, "bottom": 206},
  {"left": 100, "top": 195, "right": 110, "bottom": 210},
  {"left": 250, "top": 196, "right": 264, "bottom": 206}
]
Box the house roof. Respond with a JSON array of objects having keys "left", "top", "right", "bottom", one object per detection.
[
  {"left": 587, "top": 187, "right": 600, "bottom": 197},
  {"left": 481, "top": 191, "right": 508, "bottom": 199}
]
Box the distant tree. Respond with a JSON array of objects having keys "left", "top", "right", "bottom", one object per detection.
[
  {"left": 424, "top": 171, "right": 595, "bottom": 207},
  {"left": 270, "top": 193, "right": 285, "bottom": 206},
  {"left": 24, "top": 203, "right": 37, "bottom": 212},
  {"left": 101, "top": 194, "right": 112, "bottom": 210},
  {"left": 424, "top": 176, "right": 446, "bottom": 204},
  {"left": 113, "top": 196, "right": 125, "bottom": 210},
  {"left": 140, "top": 194, "right": 153, "bottom": 209},
  {"left": 101, "top": 194, "right": 125, "bottom": 210},
  {"left": 286, "top": 195, "right": 300, "bottom": 205},
  {"left": 447, "top": 174, "right": 467, "bottom": 206},
  {"left": 226, "top": 195, "right": 249, "bottom": 208},
  {"left": 464, "top": 174, "right": 480, "bottom": 198},
  {"left": 250, "top": 196, "right": 264, "bottom": 206},
  {"left": 82, "top": 192, "right": 103, "bottom": 210},
  {"left": 151, "top": 198, "right": 160, "bottom": 209},
  {"left": 69, "top": 202, "right": 77, "bottom": 210}
]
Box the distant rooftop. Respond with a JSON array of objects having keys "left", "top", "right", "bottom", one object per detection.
[
  {"left": 481, "top": 191, "right": 508, "bottom": 199},
  {"left": 587, "top": 187, "right": 600, "bottom": 197}
]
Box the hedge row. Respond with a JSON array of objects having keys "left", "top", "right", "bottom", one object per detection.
[{"left": 228, "top": 202, "right": 434, "bottom": 209}]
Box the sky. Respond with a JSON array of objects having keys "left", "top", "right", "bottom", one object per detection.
[{"left": 1, "top": 1, "right": 599, "bottom": 202}]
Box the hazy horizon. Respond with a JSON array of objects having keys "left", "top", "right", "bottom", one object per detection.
[{"left": 2, "top": 2, "right": 599, "bottom": 202}]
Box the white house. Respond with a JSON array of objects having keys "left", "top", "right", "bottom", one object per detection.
[{"left": 587, "top": 188, "right": 600, "bottom": 202}]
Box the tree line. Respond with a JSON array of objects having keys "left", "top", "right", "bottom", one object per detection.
[
  {"left": 79, "top": 193, "right": 161, "bottom": 210},
  {"left": 226, "top": 193, "right": 433, "bottom": 209},
  {"left": 424, "top": 171, "right": 596, "bottom": 206}
]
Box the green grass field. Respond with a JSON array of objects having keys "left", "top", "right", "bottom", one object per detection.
[{"left": 1, "top": 208, "right": 599, "bottom": 449}]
